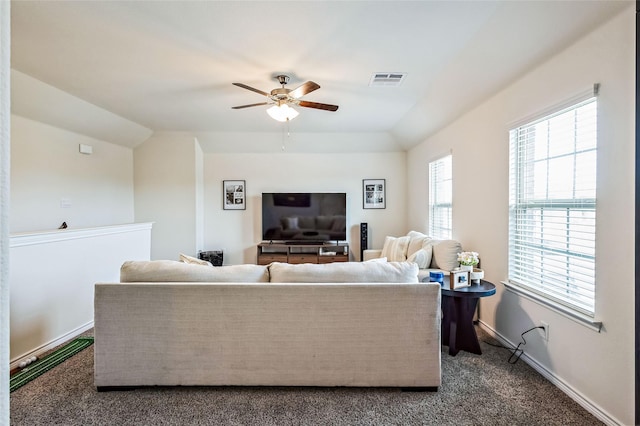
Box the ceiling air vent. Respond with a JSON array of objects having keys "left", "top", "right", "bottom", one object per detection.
[{"left": 369, "top": 72, "right": 406, "bottom": 87}]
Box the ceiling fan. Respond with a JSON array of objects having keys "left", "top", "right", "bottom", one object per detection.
[{"left": 232, "top": 75, "right": 339, "bottom": 122}]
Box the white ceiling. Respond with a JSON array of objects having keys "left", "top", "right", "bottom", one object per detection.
[{"left": 10, "top": 1, "right": 630, "bottom": 152}]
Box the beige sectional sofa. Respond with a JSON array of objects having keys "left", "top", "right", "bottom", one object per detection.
[{"left": 94, "top": 260, "right": 442, "bottom": 390}]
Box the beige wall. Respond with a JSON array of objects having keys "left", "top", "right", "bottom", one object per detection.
[
  {"left": 10, "top": 115, "right": 134, "bottom": 233},
  {"left": 407, "top": 6, "right": 634, "bottom": 425},
  {"left": 133, "top": 133, "right": 200, "bottom": 260},
  {"left": 195, "top": 139, "right": 204, "bottom": 253},
  {"left": 134, "top": 137, "right": 408, "bottom": 263},
  {"left": 203, "top": 151, "right": 407, "bottom": 264}
]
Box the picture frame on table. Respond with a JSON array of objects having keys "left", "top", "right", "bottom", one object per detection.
[
  {"left": 450, "top": 270, "right": 470, "bottom": 289},
  {"left": 363, "top": 179, "right": 386, "bottom": 209},
  {"left": 223, "top": 180, "right": 246, "bottom": 210}
]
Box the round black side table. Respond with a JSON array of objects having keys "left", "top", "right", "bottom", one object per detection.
[{"left": 439, "top": 279, "right": 496, "bottom": 356}]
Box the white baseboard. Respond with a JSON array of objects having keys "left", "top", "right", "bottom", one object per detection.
[
  {"left": 10, "top": 321, "right": 94, "bottom": 370},
  {"left": 478, "top": 321, "right": 621, "bottom": 426}
]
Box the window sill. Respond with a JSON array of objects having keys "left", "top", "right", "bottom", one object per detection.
[{"left": 501, "top": 280, "right": 603, "bottom": 333}]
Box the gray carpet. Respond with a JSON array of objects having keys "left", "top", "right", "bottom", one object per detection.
[{"left": 10, "top": 328, "right": 601, "bottom": 425}]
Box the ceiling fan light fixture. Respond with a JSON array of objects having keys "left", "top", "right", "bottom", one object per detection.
[{"left": 267, "top": 104, "right": 299, "bottom": 122}]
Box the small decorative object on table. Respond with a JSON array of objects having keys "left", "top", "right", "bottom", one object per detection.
[
  {"left": 469, "top": 268, "right": 484, "bottom": 283},
  {"left": 450, "top": 269, "right": 470, "bottom": 289},
  {"left": 429, "top": 271, "right": 444, "bottom": 284},
  {"left": 457, "top": 251, "right": 479, "bottom": 272}
]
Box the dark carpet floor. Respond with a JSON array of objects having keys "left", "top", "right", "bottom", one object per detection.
[{"left": 10, "top": 327, "right": 602, "bottom": 425}]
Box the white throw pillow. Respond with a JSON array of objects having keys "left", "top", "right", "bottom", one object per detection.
[
  {"left": 407, "top": 230, "right": 427, "bottom": 238},
  {"left": 406, "top": 230, "right": 432, "bottom": 258},
  {"left": 179, "top": 253, "right": 213, "bottom": 267},
  {"left": 406, "top": 250, "right": 426, "bottom": 268},
  {"left": 365, "top": 256, "right": 387, "bottom": 263},
  {"left": 406, "top": 244, "right": 433, "bottom": 269},
  {"left": 381, "top": 235, "right": 410, "bottom": 262}
]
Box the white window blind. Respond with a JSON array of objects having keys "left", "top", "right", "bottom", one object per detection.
[
  {"left": 429, "top": 155, "right": 452, "bottom": 239},
  {"left": 508, "top": 97, "right": 597, "bottom": 316}
]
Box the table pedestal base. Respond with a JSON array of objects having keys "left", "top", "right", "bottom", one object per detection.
[{"left": 441, "top": 295, "right": 481, "bottom": 356}]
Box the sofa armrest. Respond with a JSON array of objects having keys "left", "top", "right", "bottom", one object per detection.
[{"left": 363, "top": 249, "right": 383, "bottom": 261}]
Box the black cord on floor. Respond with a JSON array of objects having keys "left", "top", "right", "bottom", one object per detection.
[{"left": 481, "top": 326, "right": 544, "bottom": 364}]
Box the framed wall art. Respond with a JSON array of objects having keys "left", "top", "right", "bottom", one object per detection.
[
  {"left": 223, "top": 180, "right": 246, "bottom": 210},
  {"left": 362, "top": 179, "right": 386, "bottom": 209}
]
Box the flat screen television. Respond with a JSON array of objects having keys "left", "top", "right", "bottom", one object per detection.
[{"left": 262, "top": 192, "right": 347, "bottom": 243}]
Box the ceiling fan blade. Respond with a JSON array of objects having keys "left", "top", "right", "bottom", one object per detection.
[
  {"left": 231, "top": 102, "right": 269, "bottom": 109},
  {"left": 298, "top": 100, "right": 339, "bottom": 112},
  {"left": 289, "top": 81, "right": 321, "bottom": 99},
  {"left": 232, "top": 83, "right": 269, "bottom": 97}
]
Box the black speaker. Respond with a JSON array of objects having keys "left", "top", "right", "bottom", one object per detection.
[{"left": 360, "top": 223, "right": 368, "bottom": 261}]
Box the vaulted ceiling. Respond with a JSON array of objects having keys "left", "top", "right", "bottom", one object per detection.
[{"left": 10, "top": 1, "right": 630, "bottom": 152}]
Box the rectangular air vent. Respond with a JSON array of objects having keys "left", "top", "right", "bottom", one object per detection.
[{"left": 369, "top": 72, "right": 406, "bottom": 87}]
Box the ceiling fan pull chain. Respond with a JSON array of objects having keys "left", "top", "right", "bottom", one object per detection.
[
  {"left": 281, "top": 119, "right": 292, "bottom": 151},
  {"left": 281, "top": 121, "right": 286, "bottom": 151}
]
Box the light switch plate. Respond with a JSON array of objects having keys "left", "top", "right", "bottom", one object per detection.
[{"left": 79, "top": 144, "right": 93, "bottom": 155}]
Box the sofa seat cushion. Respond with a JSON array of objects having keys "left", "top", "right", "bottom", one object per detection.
[
  {"left": 268, "top": 261, "right": 418, "bottom": 283},
  {"left": 120, "top": 260, "right": 269, "bottom": 283}
]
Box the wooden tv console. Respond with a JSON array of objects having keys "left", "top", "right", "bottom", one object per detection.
[{"left": 257, "top": 242, "right": 349, "bottom": 265}]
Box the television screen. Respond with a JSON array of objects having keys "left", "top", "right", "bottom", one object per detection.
[{"left": 262, "top": 193, "right": 347, "bottom": 242}]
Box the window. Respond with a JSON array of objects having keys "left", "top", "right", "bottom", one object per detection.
[
  {"left": 508, "top": 96, "right": 597, "bottom": 316},
  {"left": 429, "top": 155, "right": 452, "bottom": 239}
]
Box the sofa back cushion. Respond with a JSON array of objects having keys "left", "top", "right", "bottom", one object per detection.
[
  {"left": 268, "top": 261, "right": 418, "bottom": 283},
  {"left": 120, "top": 260, "right": 269, "bottom": 283},
  {"left": 428, "top": 239, "right": 463, "bottom": 271}
]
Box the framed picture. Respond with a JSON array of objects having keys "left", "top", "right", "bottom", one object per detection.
[
  {"left": 450, "top": 270, "right": 470, "bottom": 289},
  {"left": 223, "top": 180, "right": 246, "bottom": 210},
  {"left": 362, "top": 179, "right": 386, "bottom": 209}
]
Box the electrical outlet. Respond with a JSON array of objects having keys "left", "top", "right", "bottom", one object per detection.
[{"left": 539, "top": 321, "right": 549, "bottom": 341}]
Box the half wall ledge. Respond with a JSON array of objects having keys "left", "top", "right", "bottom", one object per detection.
[{"left": 10, "top": 222, "right": 154, "bottom": 248}]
